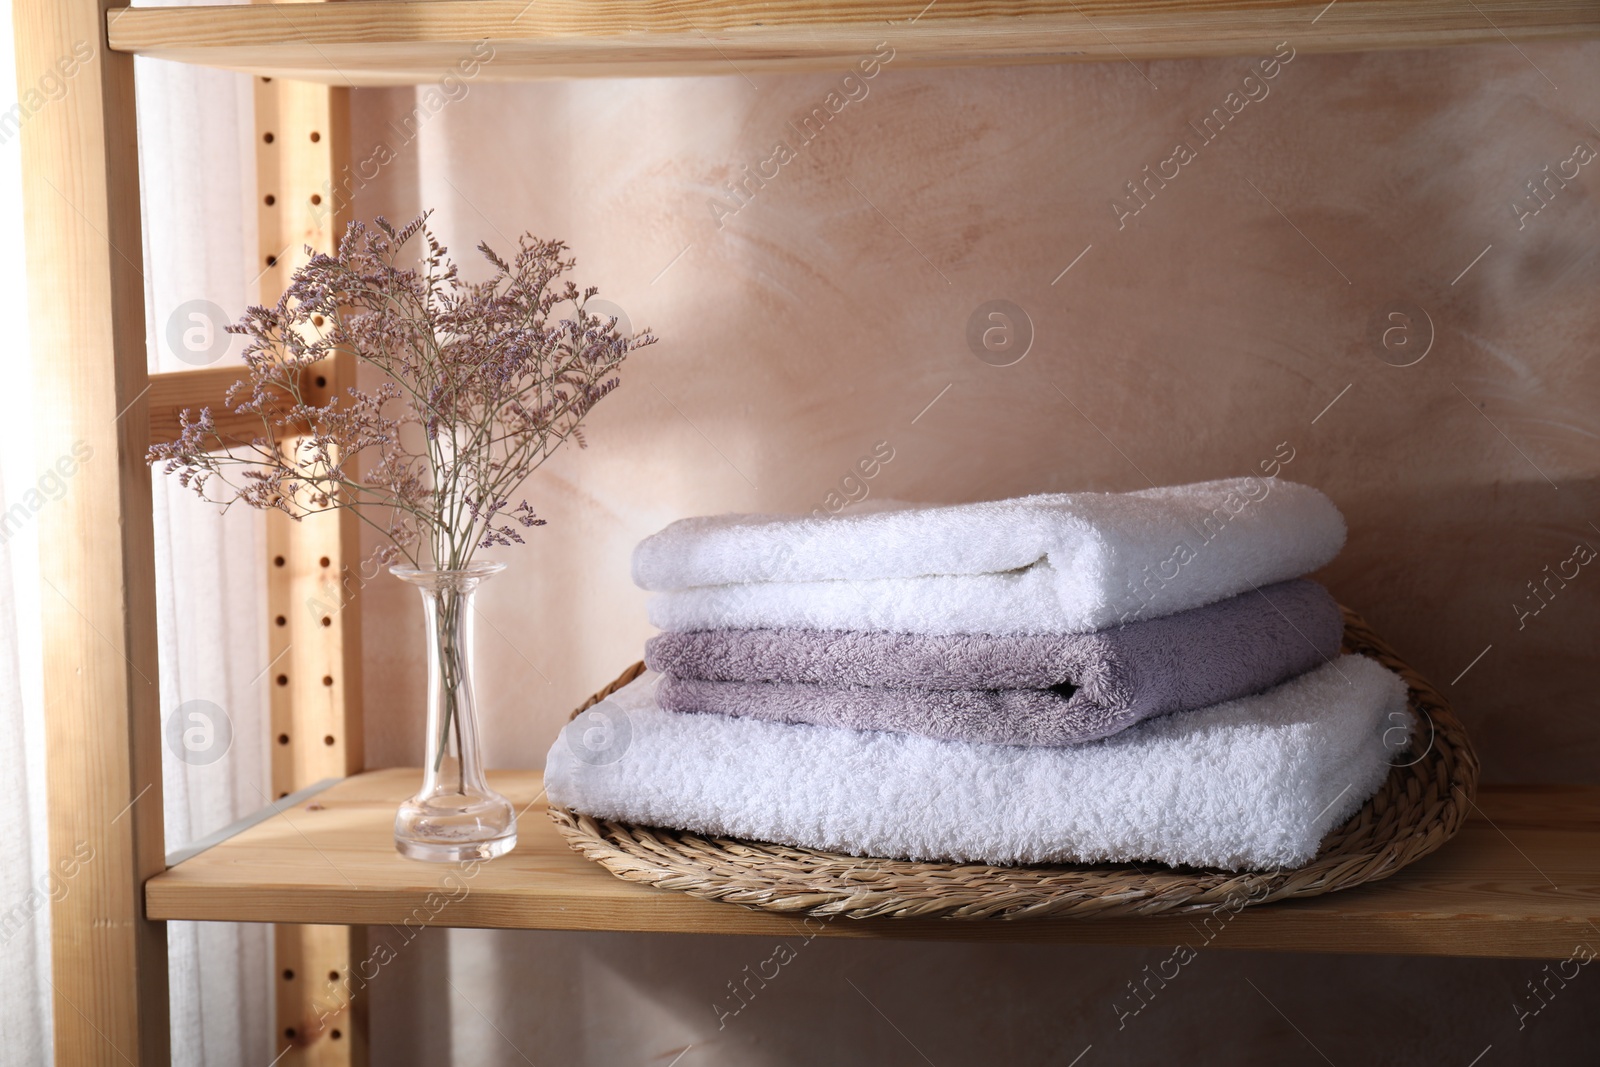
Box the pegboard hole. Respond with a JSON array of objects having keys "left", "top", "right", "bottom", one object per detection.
[
  {"left": 276, "top": 674, "right": 289, "bottom": 687},
  {"left": 265, "top": 255, "right": 277, "bottom": 268},
  {"left": 321, "top": 616, "right": 332, "bottom": 627},
  {"left": 312, "top": 314, "right": 325, "bottom": 326},
  {"left": 315, "top": 375, "right": 327, "bottom": 389},
  {"left": 324, "top": 735, "right": 336, "bottom": 746},
  {"left": 310, "top": 131, "right": 322, "bottom": 143},
  {"left": 284, "top": 1028, "right": 296, "bottom": 1040},
  {"left": 273, "top": 555, "right": 286, "bottom": 567},
  {"left": 263, "top": 132, "right": 275, "bottom": 144},
  {"left": 320, "top": 556, "right": 331, "bottom": 568},
  {"left": 310, "top": 194, "right": 323, "bottom": 206},
  {"left": 328, "top": 970, "right": 340, "bottom": 982},
  {"left": 331, "top": 1030, "right": 343, "bottom": 1041},
  {"left": 322, "top": 675, "right": 335, "bottom": 687},
  {"left": 282, "top": 969, "right": 294, "bottom": 981},
  {"left": 275, "top": 615, "right": 287, "bottom": 627},
  {"left": 264, "top": 194, "right": 276, "bottom": 206},
  {"left": 277, "top": 733, "right": 290, "bottom": 745}
]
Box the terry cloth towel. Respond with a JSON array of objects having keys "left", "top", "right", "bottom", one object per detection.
[
  {"left": 545, "top": 655, "right": 1410, "bottom": 871},
  {"left": 636, "top": 477, "right": 1345, "bottom": 634},
  {"left": 644, "top": 579, "right": 1343, "bottom": 747}
]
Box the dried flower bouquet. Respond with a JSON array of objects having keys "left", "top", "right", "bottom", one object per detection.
[{"left": 150, "top": 212, "right": 653, "bottom": 860}]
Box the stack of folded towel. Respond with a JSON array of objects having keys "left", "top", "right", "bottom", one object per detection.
[{"left": 547, "top": 477, "right": 1412, "bottom": 872}]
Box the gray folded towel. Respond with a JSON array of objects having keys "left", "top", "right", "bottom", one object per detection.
[{"left": 645, "top": 579, "right": 1343, "bottom": 746}]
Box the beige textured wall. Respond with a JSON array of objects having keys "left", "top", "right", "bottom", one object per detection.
[{"left": 349, "top": 39, "right": 1600, "bottom": 1065}]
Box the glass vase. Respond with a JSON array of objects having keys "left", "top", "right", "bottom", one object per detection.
[{"left": 391, "top": 562, "right": 517, "bottom": 862}]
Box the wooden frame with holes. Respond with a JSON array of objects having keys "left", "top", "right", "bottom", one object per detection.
[{"left": 256, "top": 72, "right": 368, "bottom": 1067}]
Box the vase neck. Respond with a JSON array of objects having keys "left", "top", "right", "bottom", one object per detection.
[{"left": 390, "top": 561, "right": 505, "bottom": 594}]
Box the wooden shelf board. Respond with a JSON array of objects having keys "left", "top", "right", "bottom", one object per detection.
[
  {"left": 145, "top": 769, "right": 1600, "bottom": 958},
  {"left": 107, "top": 0, "right": 1600, "bottom": 84},
  {"left": 145, "top": 363, "right": 339, "bottom": 450}
]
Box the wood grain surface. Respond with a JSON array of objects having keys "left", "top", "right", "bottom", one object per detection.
[
  {"left": 104, "top": 0, "right": 1600, "bottom": 84},
  {"left": 145, "top": 769, "right": 1600, "bottom": 959},
  {"left": 18, "top": 0, "right": 171, "bottom": 1061}
]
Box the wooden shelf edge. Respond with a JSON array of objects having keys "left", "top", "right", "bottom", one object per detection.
[
  {"left": 107, "top": 0, "right": 1600, "bottom": 84},
  {"left": 145, "top": 770, "right": 1600, "bottom": 959}
]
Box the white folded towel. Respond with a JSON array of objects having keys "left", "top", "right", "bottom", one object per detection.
[
  {"left": 635, "top": 477, "right": 1345, "bottom": 633},
  {"left": 545, "top": 655, "right": 1409, "bottom": 871}
]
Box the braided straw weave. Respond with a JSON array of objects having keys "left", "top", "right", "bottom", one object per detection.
[{"left": 548, "top": 606, "right": 1478, "bottom": 920}]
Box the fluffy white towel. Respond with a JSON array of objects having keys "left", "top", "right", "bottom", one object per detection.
[
  {"left": 545, "top": 655, "right": 1409, "bottom": 871},
  {"left": 635, "top": 477, "right": 1345, "bottom": 634}
]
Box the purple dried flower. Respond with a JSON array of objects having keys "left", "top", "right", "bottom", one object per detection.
[{"left": 146, "top": 210, "right": 655, "bottom": 571}]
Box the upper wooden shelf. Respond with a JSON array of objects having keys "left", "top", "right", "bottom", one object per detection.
[
  {"left": 107, "top": 0, "right": 1600, "bottom": 84},
  {"left": 145, "top": 768, "right": 1600, "bottom": 958}
]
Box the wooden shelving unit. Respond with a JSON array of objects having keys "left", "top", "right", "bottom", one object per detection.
[
  {"left": 18, "top": 0, "right": 1600, "bottom": 1062},
  {"left": 106, "top": 0, "right": 1600, "bottom": 83},
  {"left": 148, "top": 770, "right": 1600, "bottom": 960}
]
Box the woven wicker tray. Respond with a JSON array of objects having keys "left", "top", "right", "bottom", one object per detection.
[{"left": 548, "top": 606, "right": 1478, "bottom": 920}]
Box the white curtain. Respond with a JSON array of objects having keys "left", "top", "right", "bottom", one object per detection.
[
  {"left": 0, "top": 301, "right": 51, "bottom": 1062},
  {"left": 0, "top": 0, "right": 273, "bottom": 1060}
]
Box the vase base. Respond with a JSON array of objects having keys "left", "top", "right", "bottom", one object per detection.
[{"left": 394, "top": 831, "right": 517, "bottom": 863}]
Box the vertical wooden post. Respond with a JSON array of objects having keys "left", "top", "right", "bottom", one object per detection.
[
  {"left": 256, "top": 75, "right": 369, "bottom": 1066},
  {"left": 15, "top": 1, "right": 170, "bottom": 1063}
]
